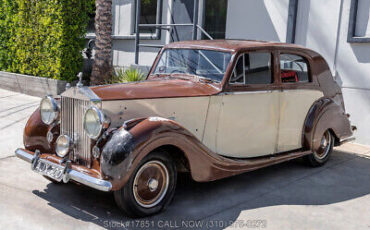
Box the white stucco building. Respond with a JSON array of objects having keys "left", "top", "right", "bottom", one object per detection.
[{"left": 87, "top": 0, "right": 370, "bottom": 145}]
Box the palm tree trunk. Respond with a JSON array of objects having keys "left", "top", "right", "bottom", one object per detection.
[{"left": 90, "top": 0, "right": 113, "bottom": 85}]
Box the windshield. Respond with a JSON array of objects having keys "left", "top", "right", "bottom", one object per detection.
[{"left": 153, "top": 48, "right": 232, "bottom": 82}]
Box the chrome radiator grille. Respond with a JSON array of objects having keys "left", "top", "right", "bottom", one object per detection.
[{"left": 61, "top": 97, "right": 92, "bottom": 167}]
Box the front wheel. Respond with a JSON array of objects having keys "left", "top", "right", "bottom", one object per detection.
[
  {"left": 114, "top": 151, "right": 177, "bottom": 217},
  {"left": 306, "top": 130, "right": 334, "bottom": 167}
]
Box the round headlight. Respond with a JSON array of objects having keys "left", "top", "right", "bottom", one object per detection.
[
  {"left": 83, "top": 106, "right": 105, "bottom": 140},
  {"left": 40, "top": 96, "right": 59, "bottom": 125},
  {"left": 55, "top": 135, "right": 71, "bottom": 157}
]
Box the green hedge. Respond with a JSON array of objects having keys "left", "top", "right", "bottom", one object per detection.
[{"left": 0, "top": 0, "right": 94, "bottom": 81}]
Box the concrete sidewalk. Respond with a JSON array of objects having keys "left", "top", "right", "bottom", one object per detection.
[
  {"left": 0, "top": 88, "right": 39, "bottom": 159},
  {"left": 0, "top": 88, "right": 369, "bottom": 230}
]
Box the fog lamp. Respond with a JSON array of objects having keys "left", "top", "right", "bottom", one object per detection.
[{"left": 55, "top": 135, "right": 71, "bottom": 157}]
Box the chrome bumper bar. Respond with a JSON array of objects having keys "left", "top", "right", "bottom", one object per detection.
[
  {"left": 339, "top": 137, "right": 356, "bottom": 145},
  {"left": 15, "top": 148, "right": 112, "bottom": 192}
]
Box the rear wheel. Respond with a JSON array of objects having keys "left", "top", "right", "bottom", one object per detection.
[
  {"left": 114, "top": 151, "right": 177, "bottom": 217},
  {"left": 306, "top": 130, "right": 334, "bottom": 167}
]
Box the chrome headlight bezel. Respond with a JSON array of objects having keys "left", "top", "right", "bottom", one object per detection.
[
  {"left": 55, "top": 135, "right": 71, "bottom": 157},
  {"left": 40, "top": 96, "right": 59, "bottom": 125},
  {"left": 83, "top": 106, "right": 108, "bottom": 140}
]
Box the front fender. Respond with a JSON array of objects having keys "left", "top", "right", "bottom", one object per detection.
[
  {"left": 24, "top": 108, "right": 51, "bottom": 153},
  {"left": 100, "top": 116, "right": 209, "bottom": 190}
]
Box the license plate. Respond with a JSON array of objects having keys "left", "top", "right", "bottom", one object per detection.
[{"left": 32, "top": 159, "right": 65, "bottom": 182}]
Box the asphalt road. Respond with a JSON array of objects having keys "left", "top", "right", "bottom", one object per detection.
[{"left": 0, "top": 88, "right": 369, "bottom": 230}]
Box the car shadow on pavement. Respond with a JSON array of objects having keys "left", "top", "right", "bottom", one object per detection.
[{"left": 32, "top": 150, "right": 370, "bottom": 230}]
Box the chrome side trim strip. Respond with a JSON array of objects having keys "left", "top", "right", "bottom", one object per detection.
[
  {"left": 14, "top": 148, "right": 112, "bottom": 192},
  {"left": 221, "top": 90, "right": 275, "bottom": 95}
]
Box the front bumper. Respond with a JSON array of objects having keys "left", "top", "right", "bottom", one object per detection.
[{"left": 15, "top": 148, "right": 112, "bottom": 192}]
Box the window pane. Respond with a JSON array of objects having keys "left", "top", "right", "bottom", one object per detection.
[
  {"left": 229, "top": 56, "right": 244, "bottom": 84},
  {"left": 140, "top": 0, "right": 158, "bottom": 33},
  {"left": 154, "top": 49, "right": 231, "bottom": 82},
  {"left": 280, "top": 54, "right": 309, "bottom": 83},
  {"left": 355, "top": 0, "right": 370, "bottom": 37},
  {"left": 245, "top": 53, "right": 272, "bottom": 84}
]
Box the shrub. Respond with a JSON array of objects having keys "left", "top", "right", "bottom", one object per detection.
[
  {"left": 0, "top": 0, "right": 94, "bottom": 81},
  {"left": 107, "top": 68, "right": 145, "bottom": 84},
  {"left": 0, "top": 0, "right": 17, "bottom": 71}
]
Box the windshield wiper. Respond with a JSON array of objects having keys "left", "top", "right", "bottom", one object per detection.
[
  {"left": 152, "top": 73, "right": 219, "bottom": 83},
  {"left": 194, "top": 75, "right": 220, "bottom": 83}
]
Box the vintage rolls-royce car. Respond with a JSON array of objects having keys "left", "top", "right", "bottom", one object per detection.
[{"left": 15, "top": 40, "right": 356, "bottom": 217}]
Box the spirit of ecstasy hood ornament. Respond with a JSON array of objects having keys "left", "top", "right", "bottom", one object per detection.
[{"left": 76, "top": 72, "right": 83, "bottom": 88}]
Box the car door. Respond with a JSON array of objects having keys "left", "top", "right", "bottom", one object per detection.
[
  {"left": 277, "top": 53, "right": 324, "bottom": 152},
  {"left": 216, "top": 51, "right": 280, "bottom": 158}
]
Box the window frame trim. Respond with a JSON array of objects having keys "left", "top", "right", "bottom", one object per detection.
[
  {"left": 229, "top": 54, "right": 246, "bottom": 85},
  {"left": 348, "top": 0, "right": 370, "bottom": 43}
]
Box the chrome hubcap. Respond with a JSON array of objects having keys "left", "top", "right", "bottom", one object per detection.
[
  {"left": 148, "top": 178, "right": 159, "bottom": 192},
  {"left": 315, "top": 131, "right": 332, "bottom": 160},
  {"left": 133, "top": 160, "right": 169, "bottom": 208}
]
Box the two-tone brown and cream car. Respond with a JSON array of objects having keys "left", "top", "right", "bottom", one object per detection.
[{"left": 16, "top": 40, "right": 356, "bottom": 217}]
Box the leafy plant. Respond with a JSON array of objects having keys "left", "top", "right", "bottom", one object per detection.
[
  {"left": 0, "top": 0, "right": 95, "bottom": 81},
  {"left": 108, "top": 68, "right": 145, "bottom": 84}
]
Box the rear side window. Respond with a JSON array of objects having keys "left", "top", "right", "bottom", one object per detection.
[
  {"left": 230, "top": 52, "right": 273, "bottom": 85},
  {"left": 280, "top": 54, "right": 310, "bottom": 83}
]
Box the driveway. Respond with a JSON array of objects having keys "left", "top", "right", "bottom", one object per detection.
[{"left": 0, "top": 88, "right": 369, "bottom": 230}]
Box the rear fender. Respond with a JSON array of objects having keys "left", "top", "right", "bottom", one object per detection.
[{"left": 303, "top": 98, "right": 353, "bottom": 151}]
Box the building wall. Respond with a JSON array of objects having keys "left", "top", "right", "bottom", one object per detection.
[
  {"left": 226, "top": 0, "right": 370, "bottom": 145},
  {"left": 226, "top": 0, "right": 290, "bottom": 41},
  {"left": 108, "top": 0, "right": 205, "bottom": 69},
  {"left": 294, "top": 0, "right": 342, "bottom": 74},
  {"left": 335, "top": 0, "right": 370, "bottom": 145},
  {"left": 295, "top": 0, "right": 370, "bottom": 145}
]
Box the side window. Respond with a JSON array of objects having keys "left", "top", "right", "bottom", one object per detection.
[
  {"left": 230, "top": 55, "right": 244, "bottom": 84},
  {"left": 244, "top": 52, "right": 273, "bottom": 84},
  {"left": 280, "top": 54, "right": 310, "bottom": 83},
  {"left": 230, "top": 52, "right": 273, "bottom": 85}
]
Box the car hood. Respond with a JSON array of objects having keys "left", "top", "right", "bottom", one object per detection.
[{"left": 89, "top": 79, "right": 222, "bottom": 101}]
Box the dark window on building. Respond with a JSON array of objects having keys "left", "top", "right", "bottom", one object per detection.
[
  {"left": 87, "top": 4, "right": 96, "bottom": 34},
  {"left": 139, "top": 0, "right": 158, "bottom": 34},
  {"left": 203, "top": 0, "right": 228, "bottom": 39},
  {"left": 230, "top": 52, "right": 273, "bottom": 85},
  {"left": 170, "top": 0, "right": 195, "bottom": 42},
  {"left": 280, "top": 54, "right": 310, "bottom": 83}
]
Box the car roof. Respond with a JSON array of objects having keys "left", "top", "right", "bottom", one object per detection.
[{"left": 164, "top": 39, "right": 306, "bottom": 52}]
